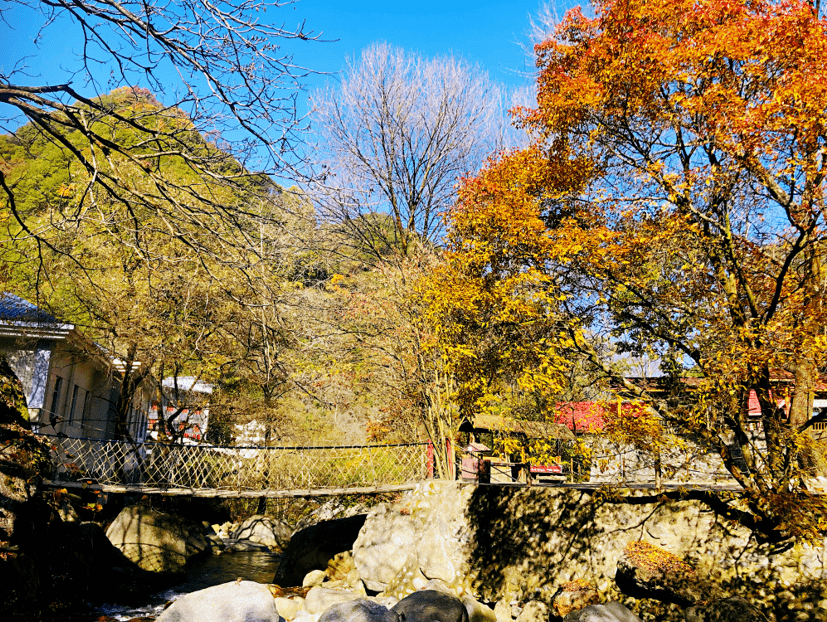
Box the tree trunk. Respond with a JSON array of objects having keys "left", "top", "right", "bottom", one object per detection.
[
  {"left": 257, "top": 395, "right": 274, "bottom": 514},
  {"left": 790, "top": 359, "right": 816, "bottom": 431}
]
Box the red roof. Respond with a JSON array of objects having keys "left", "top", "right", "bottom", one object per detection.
[
  {"left": 747, "top": 390, "right": 789, "bottom": 417},
  {"left": 553, "top": 402, "right": 610, "bottom": 433},
  {"left": 555, "top": 393, "right": 788, "bottom": 432},
  {"left": 554, "top": 401, "right": 652, "bottom": 433}
]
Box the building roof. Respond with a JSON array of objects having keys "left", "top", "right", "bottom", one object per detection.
[
  {"left": 553, "top": 402, "right": 610, "bottom": 433},
  {"left": 0, "top": 292, "right": 75, "bottom": 339},
  {"left": 0, "top": 292, "right": 59, "bottom": 324},
  {"left": 747, "top": 390, "right": 791, "bottom": 417},
  {"left": 162, "top": 376, "right": 214, "bottom": 394},
  {"left": 464, "top": 413, "right": 577, "bottom": 441}
]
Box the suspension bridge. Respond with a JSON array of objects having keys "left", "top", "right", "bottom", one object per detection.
[
  {"left": 36, "top": 434, "right": 432, "bottom": 498},
  {"left": 35, "top": 433, "right": 760, "bottom": 497}
]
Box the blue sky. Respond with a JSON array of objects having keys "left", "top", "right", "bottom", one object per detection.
[
  {"left": 2, "top": 0, "right": 571, "bottom": 102},
  {"left": 1, "top": 0, "right": 578, "bottom": 179},
  {"left": 293, "top": 0, "right": 556, "bottom": 88}
]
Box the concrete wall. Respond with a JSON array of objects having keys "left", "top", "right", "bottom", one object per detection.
[
  {"left": 1, "top": 336, "right": 149, "bottom": 442},
  {"left": 1, "top": 336, "right": 53, "bottom": 412},
  {"left": 585, "top": 435, "right": 734, "bottom": 485}
]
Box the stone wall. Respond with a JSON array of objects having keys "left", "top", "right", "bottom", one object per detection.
[
  {"left": 353, "top": 481, "right": 827, "bottom": 621},
  {"left": 584, "top": 435, "right": 750, "bottom": 485}
]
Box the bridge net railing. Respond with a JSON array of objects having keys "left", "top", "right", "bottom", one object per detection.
[{"left": 36, "top": 434, "right": 430, "bottom": 491}]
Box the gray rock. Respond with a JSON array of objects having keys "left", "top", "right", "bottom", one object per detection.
[
  {"left": 105, "top": 505, "right": 200, "bottom": 574},
  {"left": 305, "top": 586, "right": 360, "bottom": 615},
  {"left": 684, "top": 597, "right": 770, "bottom": 622},
  {"left": 232, "top": 515, "right": 292, "bottom": 550},
  {"left": 205, "top": 532, "right": 225, "bottom": 551},
  {"left": 563, "top": 602, "right": 642, "bottom": 622},
  {"left": 353, "top": 505, "right": 418, "bottom": 592},
  {"left": 185, "top": 524, "right": 209, "bottom": 557},
  {"left": 156, "top": 580, "right": 283, "bottom": 622},
  {"left": 296, "top": 499, "right": 372, "bottom": 532},
  {"left": 319, "top": 598, "right": 399, "bottom": 622},
  {"left": 462, "top": 594, "right": 497, "bottom": 622},
  {"left": 391, "top": 590, "right": 470, "bottom": 622},
  {"left": 421, "top": 579, "right": 455, "bottom": 594},
  {"left": 327, "top": 550, "right": 358, "bottom": 584},
  {"left": 304, "top": 569, "right": 328, "bottom": 588},
  {"left": 224, "top": 538, "right": 272, "bottom": 552},
  {"left": 275, "top": 515, "right": 367, "bottom": 587},
  {"left": 417, "top": 518, "right": 461, "bottom": 584},
  {"left": 493, "top": 599, "right": 513, "bottom": 622},
  {"left": 353, "top": 483, "right": 473, "bottom": 595},
  {"left": 515, "top": 601, "right": 548, "bottom": 622},
  {"left": 275, "top": 596, "right": 306, "bottom": 621}
]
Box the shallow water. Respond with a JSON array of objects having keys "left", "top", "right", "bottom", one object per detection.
[{"left": 79, "top": 551, "right": 282, "bottom": 621}]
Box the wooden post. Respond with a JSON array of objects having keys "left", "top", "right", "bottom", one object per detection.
[
  {"left": 446, "top": 438, "right": 455, "bottom": 480},
  {"left": 426, "top": 440, "right": 435, "bottom": 479}
]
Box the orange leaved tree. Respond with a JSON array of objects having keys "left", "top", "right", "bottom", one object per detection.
[{"left": 426, "top": 0, "right": 827, "bottom": 540}]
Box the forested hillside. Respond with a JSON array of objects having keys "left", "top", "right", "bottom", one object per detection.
[{"left": 0, "top": 86, "right": 430, "bottom": 448}]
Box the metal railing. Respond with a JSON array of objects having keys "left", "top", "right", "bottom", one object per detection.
[{"left": 36, "top": 434, "right": 430, "bottom": 493}]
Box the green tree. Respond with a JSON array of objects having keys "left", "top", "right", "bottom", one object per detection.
[
  {"left": 2, "top": 0, "right": 316, "bottom": 276},
  {"left": 3, "top": 90, "right": 316, "bottom": 446}
]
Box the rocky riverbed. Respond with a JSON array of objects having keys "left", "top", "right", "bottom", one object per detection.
[{"left": 76, "top": 481, "right": 827, "bottom": 622}]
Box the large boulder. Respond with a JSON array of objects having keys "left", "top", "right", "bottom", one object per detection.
[
  {"left": 157, "top": 580, "right": 283, "bottom": 622},
  {"left": 462, "top": 594, "right": 497, "bottom": 622},
  {"left": 305, "top": 586, "right": 361, "bottom": 615},
  {"left": 295, "top": 499, "right": 374, "bottom": 532},
  {"left": 352, "top": 505, "right": 418, "bottom": 592},
  {"left": 105, "top": 505, "right": 204, "bottom": 574},
  {"left": 319, "top": 598, "right": 399, "bottom": 622},
  {"left": 391, "top": 590, "right": 470, "bottom": 622},
  {"left": 684, "top": 597, "right": 770, "bottom": 622},
  {"left": 275, "top": 595, "right": 306, "bottom": 621},
  {"left": 232, "top": 515, "right": 292, "bottom": 550},
  {"left": 353, "top": 482, "right": 473, "bottom": 594},
  {"left": 615, "top": 541, "right": 700, "bottom": 606},
  {"left": 515, "top": 601, "right": 548, "bottom": 622},
  {"left": 563, "top": 602, "right": 642, "bottom": 622},
  {"left": 349, "top": 482, "right": 826, "bottom": 619},
  {"left": 275, "top": 515, "right": 367, "bottom": 586}
]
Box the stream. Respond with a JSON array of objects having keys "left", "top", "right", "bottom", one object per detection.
[{"left": 75, "top": 551, "right": 282, "bottom": 621}]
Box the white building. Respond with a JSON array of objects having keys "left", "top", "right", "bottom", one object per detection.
[
  {"left": 0, "top": 292, "right": 152, "bottom": 442},
  {"left": 146, "top": 375, "right": 213, "bottom": 441}
]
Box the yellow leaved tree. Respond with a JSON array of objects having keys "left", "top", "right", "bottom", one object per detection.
[{"left": 424, "top": 0, "right": 827, "bottom": 541}]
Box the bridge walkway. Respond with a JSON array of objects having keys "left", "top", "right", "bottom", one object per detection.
[{"left": 36, "top": 434, "right": 431, "bottom": 498}]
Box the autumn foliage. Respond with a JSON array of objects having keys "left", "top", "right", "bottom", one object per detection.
[{"left": 425, "top": 0, "right": 827, "bottom": 540}]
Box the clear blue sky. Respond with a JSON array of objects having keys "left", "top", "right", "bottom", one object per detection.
[
  {"left": 1, "top": 0, "right": 578, "bottom": 179},
  {"left": 294, "top": 0, "right": 557, "bottom": 88},
  {"left": 2, "top": 0, "right": 573, "bottom": 101}
]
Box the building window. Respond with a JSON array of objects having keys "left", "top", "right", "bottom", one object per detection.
[
  {"left": 68, "top": 385, "right": 80, "bottom": 424},
  {"left": 50, "top": 376, "right": 63, "bottom": 422},
  {"left": 80, "top": 391, "right": 89, "bottom": 426}
]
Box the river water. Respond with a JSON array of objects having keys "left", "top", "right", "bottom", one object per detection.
[{"left": 78, "top": 551, "right": 282, "bottom": 621}]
